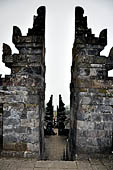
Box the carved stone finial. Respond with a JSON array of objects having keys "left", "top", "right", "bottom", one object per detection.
[
  {"left": 12, "top": 26, "right": 22, "bottom": 44},
  {"left": 109, "top": 47, "right": 113, "bottom": 59},
  {"left": 37, "top": 6, "right": 45, "bottom": 15},
  {"left": 27, "top": 6, "right": 45, "bottom": 36},
  {"left": 3, "top": 43, "right": 12, "bottom": 56},
  {"left": 75, "top": 6, "right": 84, "bottom": 19},
  {"left": 99, "top": 29, "right": 107, "bottom": 46},
  {"left": 59, "top": 94, "right": 65, "bottom": 108},
  {"left": 47, "top": 95, "right": 53, "bottom": 107},
  {"left": 13, "top": 26, "right": 22, "bottom": 37},
  {"left": 75, "top": 6, "right": 87, "bottom": 40}
]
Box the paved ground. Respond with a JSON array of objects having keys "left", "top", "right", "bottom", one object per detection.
[
  {"left": 44, "top": 129, "right": 68, "bottom": 160},
  {"left": 0, "top": 130, "right": 113, "bottom": 169},
  {"left": 0, "top": 157, "right": 113, "bottom": 170}
]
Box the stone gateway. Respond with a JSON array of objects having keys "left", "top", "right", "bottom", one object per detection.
[
  {"left": 0, "top": 6, "right": 46, "bottom": 159},
  {"left": 69, "top": 6, "right": 113, "bottom": 160},
  {"left": 0, "top": 6, "right": 113, "bottom": 160}
]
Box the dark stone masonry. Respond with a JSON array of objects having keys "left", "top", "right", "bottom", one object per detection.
[
  {"left": 57, "top": 95, "right": 67, "bottom": 135},
  {"left": 0, "top": 104, "right": 3, "bottom": 151},
  {"left": 69, "top": 6, "right": 113, "bottom": 159},
  {"left": 0, "top": 5, "right": 113, "bottom": 160},
  {"left": 44, "top": 95, "right": 54, "bottom": 135},
  {"left": 0, "top": 6, "right": 46, "bottom": 158}
]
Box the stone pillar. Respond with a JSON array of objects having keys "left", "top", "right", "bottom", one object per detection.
[
  {"left": 1, "top": 6, "right": 46, "bottom": 158},
  {"left": 0, "top": 104, "right": 3, "bottom": 151},
  {"left": 69, "top": 6, "right": 113, "bottom": 159},
  {"left": 57, "top": 95, "right": 66, "bottom": 135},
  {"left": 44, "top": 95, "right": 54, "bottom": 128}
]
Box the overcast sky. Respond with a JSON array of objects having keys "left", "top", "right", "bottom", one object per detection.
[{"left": 0, "top": 0, "right": 113, "bottom": 109}]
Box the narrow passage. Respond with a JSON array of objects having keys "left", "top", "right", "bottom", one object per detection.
[{"left": 44, "top": 129, "right": 68, "bottom": 160}]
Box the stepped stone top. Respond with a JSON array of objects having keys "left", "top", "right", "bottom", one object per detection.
[{"left": 75, "top": 6, "right": 107, "bottom": 47}]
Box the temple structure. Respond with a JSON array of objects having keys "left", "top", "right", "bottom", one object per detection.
[
  {"left": 69, "top": 6, "right": 113, "bottom": 159},
  {"left": 0, "top": 5, "right": 113, "bottom": 160},
  {"left": 57, "top": 95, "right": 67, "bottom": 135},
  {"left": 0, "top": 6, "right": 46, "bottom": 158},
  {"left": 44, "top": 95, "right": 54, "bottom": 135}
]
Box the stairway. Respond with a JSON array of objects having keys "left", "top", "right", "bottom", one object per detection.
[{"left": 44, "top": 129, "right": 68, "bottom": 160}]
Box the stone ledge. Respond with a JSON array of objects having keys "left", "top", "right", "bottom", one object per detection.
[
  {"left": 1, "top": 150, "right": 40, "bottom": 159},
  {"left": 75, "top": 153, "right": 113, "bottom": 160}
]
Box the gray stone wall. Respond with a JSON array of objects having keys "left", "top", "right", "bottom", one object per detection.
[
  {"left": 69, "top": 6, "right": 113, "bottom": 159},
  {"left": 0, "top": 6, "right": 46, "bottom": 158},
  {"left": 0, "top": 104, "right": 3, "bottom": 151}
]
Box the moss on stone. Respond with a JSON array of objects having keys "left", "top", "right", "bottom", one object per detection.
[
  {"left": 98, "top": 89, "right": 107, "bottom": 94},
  {"left": 80, "top": 88, "right": 87, "bottom": 92},
  {"left": 4, "top": 143, "right": 27, "bottom": 151}
]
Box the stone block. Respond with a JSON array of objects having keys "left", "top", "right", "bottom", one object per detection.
[
  {"left": 19, "top": 134, "right": 28, "bottom": 143},
  {"left": 104, "top": 122, "right": 113, "bottom": 130},
  {"left": 99, "top": 105, "right": 113, "bottom": 114},
  {"left": 103, "top": 114, "right": 113, "bottom": 121},
  {"left": 3, "top": 142, "right": 27, "bottom": 151},
  {"left": 77, "top": 120, "right": 94, "bottom": 130},
  {"left": 77, "top": 111, "right": 91, "bottom": 121},
  {"left": 3, "top": 111, "right": 11, "bottom": 117},
  {"left": 20, "top": 112, "right": 27, "bottom": 119},
  {"left": 27, "top": 134, "right": 39, "bottom": 143},
  {"left": 3, "top": 118, "right": 20, "bottom": 127},
  {"left": 79, "top": 96, "right": 91, "bottom": 105},
  {"left": 27, "top": 111, "right": 39, "bottom": 119},
  {"left": 3, "top": 128, "right": 13, "bottom": 134},
  {"left": 79, "top": 68, "right": 90, "bottom": 76},
  {"left": 94, "top": 122, "right": 104, "bottom": 130},
  {"left": 21, "top": 119, "right": 29, "bottom": 127},
  {"left": 27, "top": 143, "right": 39, "bottom": 152},
  {"left": 3, "top": 135, "right": 18, "bottom": 143},
  {"left": 92, "top": 114, "right": 102, "bottom": 122},
  {"left": 14, "top": 126, "right": 27, "bottom": 133},
  {"left": 27, "top": 95, "right": 39, "bottom": 104}
]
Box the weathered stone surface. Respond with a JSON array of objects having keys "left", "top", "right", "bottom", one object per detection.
[
  {"left": 69, "top": 6, "right": 113, "bottom": 160},
  {"left": 0, "top": 6, "right": 46, "bottom": 159},
  {"left": 0, "top": 105, "right": 3, "bottom": 151},
  {"left": 3, "top": 143, "right": 27, "bottom": 151},
  {"left": 44, "top": 95, "right": 54, "bottom": 135}
]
